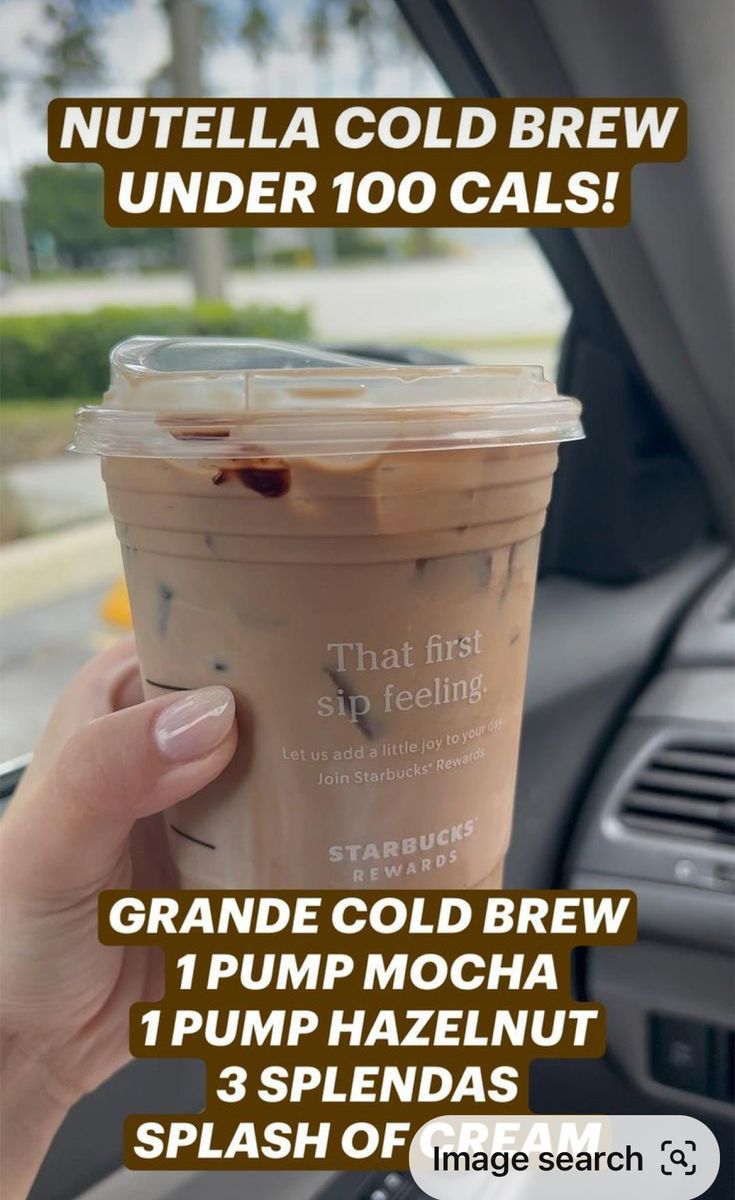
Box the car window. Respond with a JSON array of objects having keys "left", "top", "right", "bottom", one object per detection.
[{"left": 0, "top": 0, "right": 569, "bottom": 763}]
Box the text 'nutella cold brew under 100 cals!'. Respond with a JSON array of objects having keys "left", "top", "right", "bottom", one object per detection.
[{"left": 72, "top": 340, "right": 583, "bottom": 888}]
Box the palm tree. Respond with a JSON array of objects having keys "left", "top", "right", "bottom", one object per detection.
[{"left": 21, "top": 0, "right": 416, "bottom": 298}]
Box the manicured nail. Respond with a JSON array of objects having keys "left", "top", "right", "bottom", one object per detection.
[{"left": 155, "top": 687, "right": 235, "bottom": 761}]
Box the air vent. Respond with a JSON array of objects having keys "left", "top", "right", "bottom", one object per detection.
[{"left": 620, "top": 741, "right": 735, "bottom": 845}]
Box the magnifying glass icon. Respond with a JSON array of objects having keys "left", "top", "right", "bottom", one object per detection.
[{"left": 671, "top": 1149, "right": 689, "bottom": 1169}]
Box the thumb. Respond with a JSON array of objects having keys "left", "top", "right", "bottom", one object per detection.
[{"left": 1, "top": 687, "right": 237, "bottom": 893}]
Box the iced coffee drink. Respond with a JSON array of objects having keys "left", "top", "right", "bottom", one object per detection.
[{"left": 73, "top": 339, "right": 582, "bottom": 889}]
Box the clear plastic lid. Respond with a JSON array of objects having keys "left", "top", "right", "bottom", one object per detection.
[{"left": 70, "top": 337, "right": 584, "bottom": 458}]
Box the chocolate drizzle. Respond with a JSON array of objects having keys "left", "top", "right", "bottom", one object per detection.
[
  {"left": 212, "top": 460, "right": 291, "bottom": 497},
  {"left": 239, "top": 465, "right": 291, "bottom": 497}
]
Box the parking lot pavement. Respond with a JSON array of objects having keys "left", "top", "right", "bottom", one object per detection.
[
  {"left": 4, "top": 454, "right": 108, "bottom": 534},
  {"left": 0, "top": 244, "right": 569, "bottom": 344},
  {"left": 0, "top": 581, "right": 122, "bottom": 763}
]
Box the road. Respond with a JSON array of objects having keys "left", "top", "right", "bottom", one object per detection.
[
  {"left": 1, "top": 580, "right": 120, "bottom": 762},
  {"left": 1, "top": 242, "right": 568, "bottom": 344},
  {"left": 4, "top": 455, "right": 108, "bottom": 534}
]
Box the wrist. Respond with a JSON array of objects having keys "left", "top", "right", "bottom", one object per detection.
[{"left": 1, "top": 1033, "right": 69, "bottom": 1200}]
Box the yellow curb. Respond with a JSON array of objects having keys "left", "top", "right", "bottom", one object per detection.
[
  {"left": 0, "top": 517, "right": 122, "bottom": 616},
  {"left": 100, "top": 574, "right": 133, "bottom": 628}
]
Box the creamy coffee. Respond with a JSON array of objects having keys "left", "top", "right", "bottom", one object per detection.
[{"left": 73, "top": 339, "right": 582, "bottom": 889}]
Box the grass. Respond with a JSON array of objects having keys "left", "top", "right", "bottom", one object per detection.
[
  {"left": 417, "top": 332, "right": 561, "bottom": 351},
  {"left": 1, "top": 400, "right": 85, "bottom": 467}
]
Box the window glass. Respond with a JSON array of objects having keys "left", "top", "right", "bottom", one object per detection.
[{"left": 0, "top": 0, "right": 569, "bottom": 761}]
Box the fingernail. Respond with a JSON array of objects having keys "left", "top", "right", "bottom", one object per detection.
[{"left": 155, "top": 687, "right": 235, "bottom": 761}]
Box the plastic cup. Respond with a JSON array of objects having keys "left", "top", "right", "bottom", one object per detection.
[{"left": 72, "top": 338, "right": 582, "bottom": 888}]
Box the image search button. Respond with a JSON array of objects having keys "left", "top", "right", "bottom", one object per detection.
[{"left": 661, "top": 1140, "right": 697, "bottom": 1176}]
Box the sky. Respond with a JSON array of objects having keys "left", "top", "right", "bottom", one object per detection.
[{"left": 0, "top": 0, "right": 447, "bottom": 196}]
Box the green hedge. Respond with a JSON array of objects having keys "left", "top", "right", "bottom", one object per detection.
[{"left": 0, "top": 303, "right": 311, "bottom": 400}]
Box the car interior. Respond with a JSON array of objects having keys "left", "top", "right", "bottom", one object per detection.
[{"left": 1, "top": 2, "right": 731, "bottom": 1198}]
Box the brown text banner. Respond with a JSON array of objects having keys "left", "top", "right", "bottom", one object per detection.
[
  {"left": 98, "top": 889, "right": 637, "bottom": 1170},
  {"left": 48, "top": 99, "right": 686, "bottom": 227}
]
